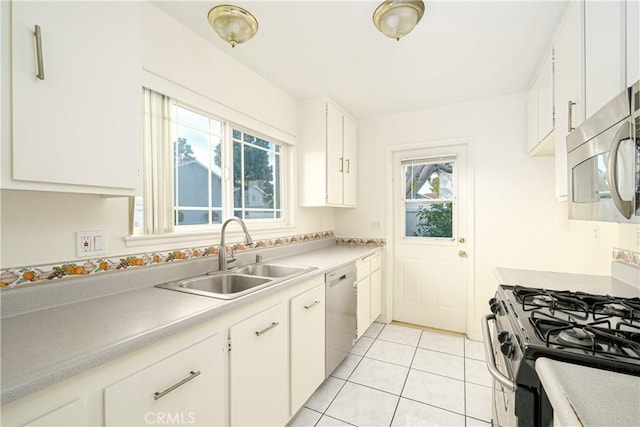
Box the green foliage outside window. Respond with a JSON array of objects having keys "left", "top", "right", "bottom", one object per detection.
[{"left": 415, "top": 203, "right": 453, "bottom": 238}]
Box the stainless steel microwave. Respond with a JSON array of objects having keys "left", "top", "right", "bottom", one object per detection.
[{"left": 567, "top": 80, "right": 639, "bottom": 223}]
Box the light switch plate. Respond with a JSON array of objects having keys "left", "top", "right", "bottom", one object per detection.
[{"left": 76, "top": 230, "right": 107, "bottom": 258}]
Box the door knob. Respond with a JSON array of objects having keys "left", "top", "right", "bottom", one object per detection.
[
  {"left": 459, "top": 237, "right": 466, "bottom": 243},
  {"left": 458, "top": 250, "right": 467, "bottom": 258}
]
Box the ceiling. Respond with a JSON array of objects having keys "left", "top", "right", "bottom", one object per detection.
[{"left": 152, "top": 0, "right": 569, "bottom": 120}]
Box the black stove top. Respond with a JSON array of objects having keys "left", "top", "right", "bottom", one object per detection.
[{"left": 496, "top": 285, "right": 640, "bottom": 377}]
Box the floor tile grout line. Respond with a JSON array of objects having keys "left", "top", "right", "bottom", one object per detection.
[
  {"left": 400, "top": 394, "right": 469, "bottom": 419},
  {"left": 387, "top": 330, "right": 422, "bottom": 426}
]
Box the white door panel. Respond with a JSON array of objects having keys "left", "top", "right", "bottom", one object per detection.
[{"left": 392, "top": 144, "right": 469, "bottom": 333}]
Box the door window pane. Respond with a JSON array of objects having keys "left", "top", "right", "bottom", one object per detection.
[
  {"left": 403, "top": 159, "right": 455, "bottom": 239},
  {"left": 405, "top": 203, "right": 453, "bottom": 238}
]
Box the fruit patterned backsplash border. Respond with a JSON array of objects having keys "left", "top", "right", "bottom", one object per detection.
[
  {"left": 0, "top": 232, "right": 386, "bottom": 290},
  {"left": 613, "top": 247, "right": 640, "bottom": 268},
  {"left": 336, "top": 237, "right": 386, "bottom": 246}
]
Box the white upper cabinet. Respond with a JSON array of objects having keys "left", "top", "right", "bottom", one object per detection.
[
  {"left": 554, "top": 2, "right": 583, "bottom": 199},
  {"left": 299, "top": 98, "right": 358, "bottom": 207},
  {"left": 584, "top": 0, "right": 626, "bottom": 117},
  {"left": 627, "top": 0, "right": 640, "bottom": 85},
  {"left": 526, "top": 49, "right": 555, "bottom": 156},
  {"left": 7, "top": 1, "right": 141, "bottom": 195}
]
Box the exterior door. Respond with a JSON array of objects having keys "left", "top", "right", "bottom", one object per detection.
[{"left": 392, "top": 143, "right": 469, "bottom": 333}]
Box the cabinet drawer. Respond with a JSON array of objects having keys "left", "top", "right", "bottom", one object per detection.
[
  {"left": 357, "top": 259, "right": 371, "bottom": 278},
  {"left": 104, "top": 334, "right": 225, "bottom": 426}
]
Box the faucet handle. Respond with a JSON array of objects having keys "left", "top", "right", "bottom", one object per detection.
[{"left": 255, "top": 254, "right": 263, "bottom": 263}]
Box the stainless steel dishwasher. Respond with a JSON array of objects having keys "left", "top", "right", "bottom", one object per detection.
[{"left": 325, "top": 263, "right": 357, "bottom": 377}]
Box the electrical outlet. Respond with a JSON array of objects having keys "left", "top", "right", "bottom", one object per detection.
[
  {"left": 76, "top": 231, "right": 107, "bottom": 258},
  {"left": 592, "top": 225, "right": 599, "bottom": 241}
]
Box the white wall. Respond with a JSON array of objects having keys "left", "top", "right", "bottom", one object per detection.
[
  {"left": 335, "top": 92, "right": 633, "bottom": 339},
  {"left": 0, "top": 2, "right": 333, "bottom": 268}
]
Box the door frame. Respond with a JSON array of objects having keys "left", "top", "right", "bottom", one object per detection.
[{"left": 383, "top": 138, "right": 476, "bottom": 336}]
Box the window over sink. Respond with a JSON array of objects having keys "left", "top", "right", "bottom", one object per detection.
[{"left": 133, "top": 88, "right": 288, "bottom": 236}]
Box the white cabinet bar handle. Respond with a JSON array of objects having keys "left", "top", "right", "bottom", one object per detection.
[
  {"left": 338, "top": 157, "right": 344, "bottom": 172},
  {"left": 255, "top": 321, "right": 279, "bottom": 336},
  {"left": 304, "top": 300, "right": 321, "bottom": 310},
  {"left": 34, "top": 25, "right": 45, "bottom": 80},
  {"left": 567, "top": 100, "right": 576, "bottom": 132},
  {"left": 153, "top": 370, "right": 201, "bottom": 400},
  {"left": 345, "top": 159, "right": 350, "bottom": 173}
]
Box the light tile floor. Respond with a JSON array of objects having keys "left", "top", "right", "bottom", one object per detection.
[{"left": 289, "top": 323, "right": 492, "bottom": 427}]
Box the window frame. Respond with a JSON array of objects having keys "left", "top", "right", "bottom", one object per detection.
[
  {"left": 401, "top": 157, "right": 457, "bottom": 241},
  {"left": 132, "top": 93, "right": 291, "bottom": 239}
]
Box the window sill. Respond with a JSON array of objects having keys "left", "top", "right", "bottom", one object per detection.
[{"left": 124, "top": 224, "right": 297, "bottom": 249}]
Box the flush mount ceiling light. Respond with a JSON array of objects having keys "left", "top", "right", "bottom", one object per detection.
[
  {"left": 207, "top": 4, "right": 258, "bottom": 48},
  {"left": 373, "top": 0, "right": 425, "bottom": 41}
]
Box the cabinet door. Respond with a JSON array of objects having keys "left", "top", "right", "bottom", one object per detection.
[
  {"left": 584, "top": 0, "right": 625, "bottom": 117},
  {"left": 104, "top": 334, "right": 225, "bottom": 427},
  {"left": 230, "top": 302, "right": 288, "bottom": 427},
  {"left": 627, "top": 0, "right": 640, "bottom": 85},
  {"left": 326, "top": 102, "right": 344, "bottom": 205},
  {"left": 370, "top": 266, "right": 382, "bottom": 323},
  {"left": 356, "top": 276, "right": 371, "bottom": 339},
  {"left": 554, "top": 2, "right": 583, "bottom": 199},
  {"left": 342, "top": 114, "right": 358, "bottom": 206},
  {"left": 290, "top": 283, "right": 325, "bottom": 413},
  {"left": 11, "top": 1, "right": 140, "bottom": 192},
  {"left": 537, "top": 50, "right": 555, "bottom": 142}
]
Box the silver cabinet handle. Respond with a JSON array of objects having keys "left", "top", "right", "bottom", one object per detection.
[
  {"left": 154, "top": 370, "right": 201, "bottom": 400},
  {"left": 567, "top": 100, "right": 576, "bottom": 132},
  {"left": 339, "top": 157, "right": 344, "bottom": 172},
  {"left": 345, "top": 159, "right": 350, "bottom": 173},
  {"left": 255, "top": 321, "right": 279, "bottom": 336},
  {"left": 304, "top": 300, "right": 321, "bottom": 310},
  {"left": 481, "top": 314, "right": 516, "bottom": 392},
  {"left": 34, "top": 25, "right": 45, "bottom": 80},
  {"left": 606, "top": 120, "right": 633, "bottom": 219}
]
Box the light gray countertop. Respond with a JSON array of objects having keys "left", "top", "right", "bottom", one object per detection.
[
  {"left": 536, "top": 358, "right": 640, "bottom": 427},
  {"left": 494, "top": 267, "right": 640, "bottom": 298},
  {"left": 1, "top": 244, "right": 381, "bottom": 405}
]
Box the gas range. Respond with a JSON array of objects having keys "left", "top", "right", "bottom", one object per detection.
[
  {"left": 484, "top": 284, "right": 640, "bottom": 427},
  {"left": 499, "top": 285, "right": 640, "bottom": 375}
]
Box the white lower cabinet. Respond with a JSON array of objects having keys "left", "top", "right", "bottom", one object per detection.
[
  {"left": 23, "top": 399, "right": 85, "bottom": 426},
  {"left": 229, "top": 302, "right": 289, "bottom": 427},
  {"left": 2, "top": 274, "right": 328, "bottom": 427},
  {"left": 104, "top": 333, "right": 225, "bottom": 426},
  {"left": 356, "top": 252, "right": 383, "bottom": 338},
  {"left": 290, "top": 282, "right": 326, "bottom": 413},
  {"left": 356, "top": 274, "right": 371, "bottom": 339}
]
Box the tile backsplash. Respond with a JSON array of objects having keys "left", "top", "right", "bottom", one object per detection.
[{"left": 1, "top": 231, "right": 387, "bottom": 290}]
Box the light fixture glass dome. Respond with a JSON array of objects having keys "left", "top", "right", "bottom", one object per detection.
[
  {"left": 373, "top": 0, "right": 425, "bottom": 41},
  {"left": 208, "top": 5, "right": 258, "bottom": 48}
]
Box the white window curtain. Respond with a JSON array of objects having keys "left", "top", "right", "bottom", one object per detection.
[{"left": 142, "top": 88, "right": 174, "bottom": 235}]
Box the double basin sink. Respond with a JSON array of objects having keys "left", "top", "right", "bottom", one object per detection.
[{"left": 155, "top": 263, "right": 317, "bottom": 300}]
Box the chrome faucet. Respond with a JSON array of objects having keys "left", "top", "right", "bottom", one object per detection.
[{"left": 218, "top": 218, "right": 253, "bottom": 271}]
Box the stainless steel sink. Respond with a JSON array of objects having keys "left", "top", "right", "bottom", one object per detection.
[
  {"left": 155, "top": 263, "right": 317, "bottom": 300},
  {"left": 233, "top": 263, "right": 314, "bottom": 278}
]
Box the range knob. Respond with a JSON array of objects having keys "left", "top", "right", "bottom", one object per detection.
[
  {"left": 498, "top": 331, "right": 510, "bottom": 343},
  {"left": 500, "top": 340, "right": 515, "bottom": 358},
  {"left": 490, "top": 300, "right": 502, "bottom": 315}
]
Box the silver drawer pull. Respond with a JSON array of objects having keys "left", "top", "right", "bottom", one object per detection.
[
  {"left": 304, "top": 300, "right": 321, "bottom": 310},
  {"left": 34, "top": 25, "right": 45, "bottom": 80},
  {"left": 154, "top": 370, "right": 201, "bottom": 400},
  {"left": 255, "top": 321, "right": 279, "bottom": 336}
]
